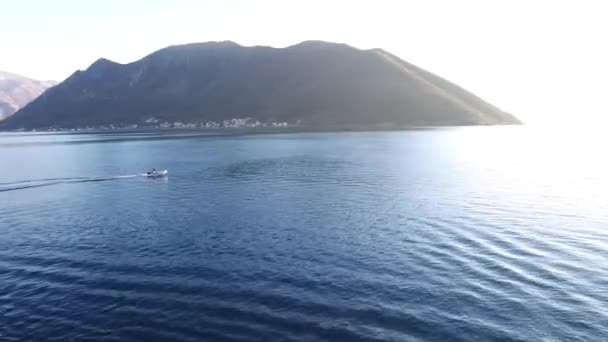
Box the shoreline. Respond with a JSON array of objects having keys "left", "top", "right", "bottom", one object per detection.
[{"left": 0, "top": 123, "right": 522, "bottom": 136}]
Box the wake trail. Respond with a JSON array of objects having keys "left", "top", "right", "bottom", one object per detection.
[
  {"left": 0, "top": 177, "right": 89, "bottom": 186},
  {"left": 0, "top": 174, "right": 144, "bottom": 193}
]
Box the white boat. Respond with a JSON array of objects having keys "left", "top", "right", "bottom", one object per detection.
[{"left": 145, "top": 170, "right": 168, "bottom": 178}]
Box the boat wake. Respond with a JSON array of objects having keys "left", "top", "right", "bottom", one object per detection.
[{"left": 0, "top": 174, "right": 145, "bottom": 193}]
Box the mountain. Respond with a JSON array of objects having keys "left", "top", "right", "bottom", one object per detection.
[
  {"left": 0, "top": 71, "right": 56, "bottom": 121},
  {"left": 0, "top": 41, "right": 520, "bottom": 130}
]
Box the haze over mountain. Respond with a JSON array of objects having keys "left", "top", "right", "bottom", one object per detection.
[
  {"left": 0, "top": 41, "right": 520, "bottom": 130},
  {"left": 0, "top": 71, "right": 56, "bottom": 121}
]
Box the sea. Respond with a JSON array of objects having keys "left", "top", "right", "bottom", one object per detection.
[{"left": 1, "top": 127, "right": 607, "bottom": 341}]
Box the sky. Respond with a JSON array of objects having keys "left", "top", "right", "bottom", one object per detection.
[{"left": 1, "top": 0, "right": 606, "bottom": 125}]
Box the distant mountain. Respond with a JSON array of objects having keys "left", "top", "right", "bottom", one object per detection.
[
  {"left": 0, "top": 71, "right": 56, "bottom": 121},
  {"left": 0, "top": 41, "right": 520, "bottom": 130}
]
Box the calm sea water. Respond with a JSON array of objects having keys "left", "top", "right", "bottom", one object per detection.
[{"left": 1, "top": 127, "right": 607, "bottom": 341}]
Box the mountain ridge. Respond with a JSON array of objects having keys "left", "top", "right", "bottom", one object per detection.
[
  {"left": 0, "top": 71, "right": 56, "bottom": 121},
  {"left": 1, "top": 41, "right": 520, "bottom": 131}
]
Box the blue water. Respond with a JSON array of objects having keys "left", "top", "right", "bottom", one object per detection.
[{"left": 1, "top": 128, "right": 607, "bottom": 341}]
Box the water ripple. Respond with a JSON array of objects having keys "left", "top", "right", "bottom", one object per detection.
[{"left": 2, "top": 129, "right": 608, "bottom": 341}]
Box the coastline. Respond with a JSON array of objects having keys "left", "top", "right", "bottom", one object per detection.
[{"left": 0, "top": 122, "right": 522, "bottom": 136}]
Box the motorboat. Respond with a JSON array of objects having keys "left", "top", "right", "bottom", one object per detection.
[{"left": 145, "top": 170, "right": 168, "bottom": 178}]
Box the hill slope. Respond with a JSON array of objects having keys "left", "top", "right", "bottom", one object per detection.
[
  {"left": 0, "top": 71, "right": 56, "bottom": 121},
  {"left": 1, "top": 41, "right": 520, "bottom": 130}
]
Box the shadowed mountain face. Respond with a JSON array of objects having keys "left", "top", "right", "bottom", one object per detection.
[
  {"left": 1, "top": 41, "right": 520, "bottom": 130},
  {"left": 0, "top": 71, "right": 56, "bottom": 121}
]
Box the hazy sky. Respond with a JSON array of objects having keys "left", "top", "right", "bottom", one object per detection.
[{"left": 1, "top": 0, "right": 606, "bottom": 125}]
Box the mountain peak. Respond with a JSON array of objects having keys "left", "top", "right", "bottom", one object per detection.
[
  {"left": 159, "top": 40, "right": 242, "bottom": 53},
  {"left": 87, "top": 58, "right": 121, "bottom": 71},
  {"left": 288, "top": 40, "right": 354, "bottom": 50}
]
